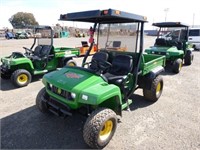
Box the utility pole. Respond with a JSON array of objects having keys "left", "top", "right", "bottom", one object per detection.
[
  {"left": 164, "top": 8, "right": 169, "bottom": 22},
  {"left": 192, "top": 13, "right": 195, "bottom": 27}
]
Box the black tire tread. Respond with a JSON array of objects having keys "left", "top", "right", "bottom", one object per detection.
[
  {"left": 36, "top": 87, "right": 49, "bottom": 113},
  {"left": 172, "top": 58, "right": 182, "bottom": 73},
  {"left": 184, "top": 51, "right": 193, "bottom": 65}
]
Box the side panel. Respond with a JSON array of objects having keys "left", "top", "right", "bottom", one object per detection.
[
  {"left": 140, "top": 54, "right": 166, "bottom": 75},
  {"left": 45, "top": 58, "right": 58, "bottom": 70},
  {"left": 54, "top": 47, "right": 79, "bottom": 57}
]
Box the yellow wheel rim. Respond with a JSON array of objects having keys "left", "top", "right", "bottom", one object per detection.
[
  {"left": 17, "top": 74, "right": 28, "bottom": 84},
  {"left": 68, "top": 62, "right": 75, "bottom": 66},
  {"left": 156, "top": 82, "right": 161, "bottom": 95},
  {"left": 99, "top": 120, "right": 113, "bottom": 141}
]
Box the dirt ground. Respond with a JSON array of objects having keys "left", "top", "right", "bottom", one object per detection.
[{"left": 0, "top": 36, "right": 200, "bottom": 149}]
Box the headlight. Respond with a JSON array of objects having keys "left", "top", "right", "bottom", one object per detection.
[
  {"left": 48, "top": 83, "right": 52, "bottom": 89},
  {"left": 71, "top": 92, "right": 76, "bottom": 99},
  {"left": 82, "top": 94, "right": 88, "bottom": 101}
]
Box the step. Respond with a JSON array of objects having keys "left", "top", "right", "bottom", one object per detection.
[
  {"left": 121, "top": 99, "right": 132, "bottom": 110},
  {"left": 34, "top": 69, "right": 48, "bottom": 75}
]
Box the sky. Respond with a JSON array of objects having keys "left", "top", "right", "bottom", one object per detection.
[{"left": 0, "top": 0, "right": 200, "bottom": 30}]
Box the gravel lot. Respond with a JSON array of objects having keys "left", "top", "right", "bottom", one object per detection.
[{"left": 1, "top": 36, "right": 200, "bottom": 149}]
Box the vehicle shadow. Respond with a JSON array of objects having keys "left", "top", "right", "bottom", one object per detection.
[
  {"left": 0, "top": 75, "right": 43, "bottom": 91},
  {"left": 129, "top": 94, "right": 154, "bottom": 111},
  {"left": 1, "top": 106, "right": 89, "bottom": 149},
  {"left": 161, "top": 64, "right": 189, "bottom": 76}
]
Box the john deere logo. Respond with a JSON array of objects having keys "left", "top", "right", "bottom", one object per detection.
[
  {"left": 57, "top": 88, "right": 62, "bottom": 94},
  {"left": 65, "top": 72, "right": 83, "bottom": 79}
]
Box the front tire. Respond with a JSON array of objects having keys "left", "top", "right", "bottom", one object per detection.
[
  {"left": 172, "top": 58, "right": 183, "bottom": 73},
  {"left": 36, "top": 87, "right": 49, "bottom": 113},
  {"left": 143, "top": 75, "right": 164, "bottom": 102},
  {"left": 11, "top": 69, "right": 31, "bottom": 87},
  {"left": 83, "top": 108, "right": 117, "bottom": 149}
]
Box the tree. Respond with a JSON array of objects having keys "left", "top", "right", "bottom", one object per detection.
[{"left": 9, "top": 12, "right": 39, "bottom": 28}]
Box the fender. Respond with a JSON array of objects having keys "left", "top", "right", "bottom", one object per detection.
[
  {"left": 78, "top": 83, "right": 122, "bottom": 115},
  {"left": 138, "top": 66, "right": 164, "bottom": 90},
  {"left": 147, "top": 66, "right": 164, "bottom": 79}
]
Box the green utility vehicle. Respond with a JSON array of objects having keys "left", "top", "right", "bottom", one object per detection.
[
  {"left": 145, "top": 22, "right": 194, "bottom": 73},
  {"left": 0, "top": 26, "right": 77, "bottom": 87},
  {"left": 36, "top": 9, "right": 166, "bottom": 149}
]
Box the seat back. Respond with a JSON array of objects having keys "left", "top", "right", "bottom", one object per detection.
[
  {"left": 33, "top": 45, "right": 52, "bottom": 58},
  {"left": 34, "top": 45, "right": 43, "bottom": 57},
  {"left": 89, "top": 52, "right": 109, "bottom": 70},
  {"left": 155, "top": 38, "right": 167, "bottom": 46},
  {"left": 109, "top": 55, "right": 133, "bottom": 76},
  {"left": 40, "top": 45, "right": 52, "bottom": 58},
  {"left": 177, "top": 41, "right": 183, "bottom": 50}
]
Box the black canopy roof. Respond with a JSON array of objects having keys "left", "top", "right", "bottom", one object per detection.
[
  {"left": 153, "top": 22, "right": 189, "bottom": 28},
  {"left": 59, "top": 8, "right": 147, "bottom": 23}
]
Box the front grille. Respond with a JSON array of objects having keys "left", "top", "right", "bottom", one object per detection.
[
  {"left": 47, "top": 83, "right": 73, "bottom": 100},
  {"left": 1, "top": 64, "right": 9, "bottom": 72}
]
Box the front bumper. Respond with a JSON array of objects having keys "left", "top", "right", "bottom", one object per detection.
[{"left": 42, "top": 95, "right": 72, "bottom": 117}]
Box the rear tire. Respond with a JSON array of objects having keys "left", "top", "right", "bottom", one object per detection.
[
  {"left": 64, "top": 59, "right": 77, "bottom": 67},
  {"left": 184, "top": 51, "right": 193, "bottom": 65},
  {"left": 172, "top": 59, "right": 183, "bottom": 73},
  {"left": 143, "top": 75, "right": 164, "bottom": 102},
  {"left": 11, "top": 69, "right": 31, "bottom": 87},
  {"left": 83, "top": 108, "right": 117, "bottom": 149},
  {"left": 36, "top": 87, "right": 49, "bottom": 113}
]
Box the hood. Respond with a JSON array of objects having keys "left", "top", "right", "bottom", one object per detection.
[
  {"left": 145, "top": 46, "right": 184, "bottom": 56},
  {"left": 1, "top": 52, "right": 32, "bottom": 67},
  {"left": 44, "top": 66, "right": 105, "bottom": 92},
  {"left": 145, "top": 46, "right": 170, "bottom": 53}
]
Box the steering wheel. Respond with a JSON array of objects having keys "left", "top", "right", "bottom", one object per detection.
[
  {"left": 92, "top": 58, "right": 112, "bottom": 73},
  {"left": 23, "top": 47, "right": 33, "bottom": 55}
]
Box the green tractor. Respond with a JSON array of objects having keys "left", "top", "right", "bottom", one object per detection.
[
  {"left": 145, "top": 22, "right": 194, "bottom": 73},
  {"left": 36, "top": 9, "right": 166, "bottom": 149},
  {"left": 0, "top": 26, "right": 78, "bottom": 87}
]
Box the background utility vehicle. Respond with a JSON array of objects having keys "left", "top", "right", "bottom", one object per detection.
[
  {"left": 145, "top": 22, "right": 194, "bottom": 73},
  {"left": 75, "top": 41, "right": 98, "bottom": 56},
  {"left": 0, "top": 26, "right": 77, "bottom": 87},
  {"left": 59, "top": 40, "right": 98, "bottom": 57},
  {"left": 188, "top": 28, "right": 200, "bottom": 50},
  {"left": 36, "top": 9, "right": 165, "bottom": 149}
]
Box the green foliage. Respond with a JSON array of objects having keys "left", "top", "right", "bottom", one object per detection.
[{"left": 9, "top": 12, "right": 39, "bottom": 28}]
